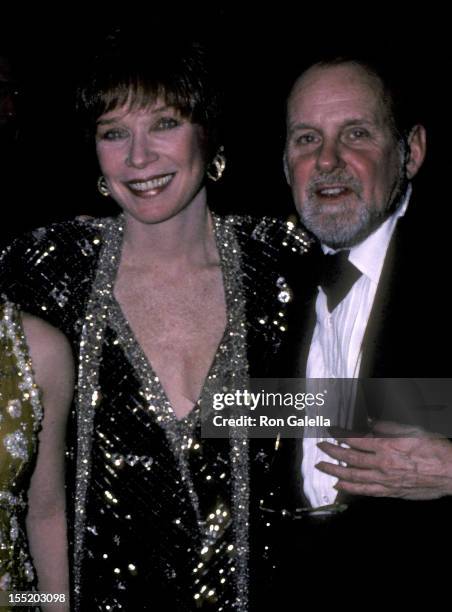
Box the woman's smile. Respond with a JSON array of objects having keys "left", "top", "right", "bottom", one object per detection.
[{"left": 126, "top": 172, "right": 175, "bottom": 197}]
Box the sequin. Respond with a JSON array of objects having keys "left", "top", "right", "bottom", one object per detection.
[
  {"left": 125, "top": 454, "right": 139, "bottom": 467},
  {"left": 277, "top": 290, "right": 291, "bottom": 303},
  {"left": 3, "top": 430, "right": 28, "bottom": 461},
  {"left": 0, "top": 572, "right": 11, "bottom": 589},
  {"left": 10, "top": 516, "right": 19, "bottom": 541},
  {"left": 24, "top": 561, "right": 35, "bottom": 582},
  {"left": 6, "top": 399, "right": 22, "bottom": 418}
]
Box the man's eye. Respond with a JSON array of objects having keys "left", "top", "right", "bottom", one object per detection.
[
  {"left": 295, "top": 133, "right": 318, "bottom": 145},
  {"left": 154, "top": 117, "right": 180, "bottom": 130},
  {"left": 347, "top": 128, "right": 370, "bottom": 140}
]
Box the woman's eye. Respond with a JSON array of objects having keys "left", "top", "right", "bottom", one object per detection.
[
  {"left": 98, "top": 128, "right": 128, "bottom": 141},
  {"left": 154, "top": 116, "right": 180, "bottom": 130}
]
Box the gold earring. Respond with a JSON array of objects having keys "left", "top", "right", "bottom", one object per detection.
[
  {"left": 97, "top": 176, "right": 110, "bottom": 197},
  {"left": 207, "top": 146, "right": 226, "bottom": 182}
]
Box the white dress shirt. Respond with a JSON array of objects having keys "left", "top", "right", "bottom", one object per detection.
[{"left": 302, "top": 188, "right": 411, "bottom": 508}]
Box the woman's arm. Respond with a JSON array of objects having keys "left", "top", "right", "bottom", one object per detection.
[{"left": 22, "top": 314, "right": 74, "bottom": 612}]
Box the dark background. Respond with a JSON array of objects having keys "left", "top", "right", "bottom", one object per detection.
[{"left": 0, "top": 8, "right": 449, "bottom": 246}]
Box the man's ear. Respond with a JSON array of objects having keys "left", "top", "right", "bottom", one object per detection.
[{"left": 405, "top": 124, "right": 427, "bottom": 179}]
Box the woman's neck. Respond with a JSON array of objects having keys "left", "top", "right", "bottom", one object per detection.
[{"left": 121, "top": 193, "right": 218, "bottom": 269}]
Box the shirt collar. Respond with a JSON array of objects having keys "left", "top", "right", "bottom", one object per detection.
[{"left": 322, "top": 184, "right": 412, "bottom": 284}]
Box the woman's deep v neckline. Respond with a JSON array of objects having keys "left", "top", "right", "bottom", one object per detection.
[
  {"left": 108, "top": 294, "right": 229, "bottom": 425},
  {"left": 101, "top": 212, "right": 244, "bottom": 427}
]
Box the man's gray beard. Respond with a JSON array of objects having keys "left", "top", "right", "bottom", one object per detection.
[
  {"left": 300, "top": 174, "right": 408, "bottom": 249},
  {"left": 300, "top": 196, "right": 384, "bottom": 249}
]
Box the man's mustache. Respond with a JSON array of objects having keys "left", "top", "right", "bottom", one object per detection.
[{"left": 307, "top": 173, "right": 363, "bottom": 198}]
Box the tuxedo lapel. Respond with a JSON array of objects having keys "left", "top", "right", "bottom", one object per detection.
[
  {"left": 358, "top": 206, "right": 440, "bottom": 378},
  {"left": 358, "top": 223, "right": 399, "bottom": 378}
]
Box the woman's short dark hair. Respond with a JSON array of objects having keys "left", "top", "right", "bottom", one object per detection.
[{"left": 76, "top": 29, "right": 223, "bottom": 157}]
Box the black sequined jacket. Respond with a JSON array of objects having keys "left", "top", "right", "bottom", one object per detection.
[{"left": 0, "top": 214, "right": 313, "bottom": 611}]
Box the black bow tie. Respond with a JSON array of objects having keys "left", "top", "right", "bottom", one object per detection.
[{"left": 318, "top": 250, "right": 362, "bottom": 312}]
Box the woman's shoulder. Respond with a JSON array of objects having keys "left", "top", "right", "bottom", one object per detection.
[
  {"left": 0, "top": 216, "right": 119, "bottom": 277},
  {"left": 223, "top": 213, "right": 314, "bottom": 256},
  {"left": 220, "top": 214, "right": 315, "bottom": 278},
  {"left": 0, "top": 218, "right": 117, "bottom": 333},
  {"left": 3, "top": 216, "right": 114, "bottom": 252}
]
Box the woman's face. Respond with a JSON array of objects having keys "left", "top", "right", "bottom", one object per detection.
[{"left": 95, "top": 101, "right": 207, "bottom": 225}]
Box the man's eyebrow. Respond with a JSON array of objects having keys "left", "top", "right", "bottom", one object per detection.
[
  {"left": 286, "top": 122, "right": 318, "bottom": 138},
  {"left": 287, "top": 122, "right": 315, "bottom": 133},
  {"left": 287, "top": 117, "right": 377, "bottom": 133},
  {"left": 341, "top": 118, "right": 376, "bottom": 127}
]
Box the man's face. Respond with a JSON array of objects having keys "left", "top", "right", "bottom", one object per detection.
[{"left": 284, "top": 63, "right": 406, "bottom": 248}]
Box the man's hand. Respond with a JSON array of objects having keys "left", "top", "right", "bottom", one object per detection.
[{"left": 315, "top": 421, "right": 452, "bottom": 500}]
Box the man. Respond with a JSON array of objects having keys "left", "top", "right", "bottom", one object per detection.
[
  {"left": 283, "top": 57, "right": 452, "bottom": 502},
  {"left": 272, "top": 57, "right": 452, "bottom": 603}
]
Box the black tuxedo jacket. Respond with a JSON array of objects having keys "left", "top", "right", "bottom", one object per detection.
[{"left": 264, "top": 197, "right": 452, "bottom": 606}]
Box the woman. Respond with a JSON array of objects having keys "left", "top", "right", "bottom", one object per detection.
[
  {"left": 0, "top": 31, "right": 311, "bottom": 610},
  {"left": 0, "top": 303, "right": 72, "bottom": 611}
]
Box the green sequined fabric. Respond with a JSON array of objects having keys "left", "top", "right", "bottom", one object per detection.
[{"left": 0, "top": 303, "right": 42, "bottom": 608}]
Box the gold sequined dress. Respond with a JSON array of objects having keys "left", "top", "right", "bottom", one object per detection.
[
  {"left": 0, "top": 303, "right": 42, "bottom": 603},
  {"left": 0, "top": 214, "right": 312, "bottom": 611}
]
